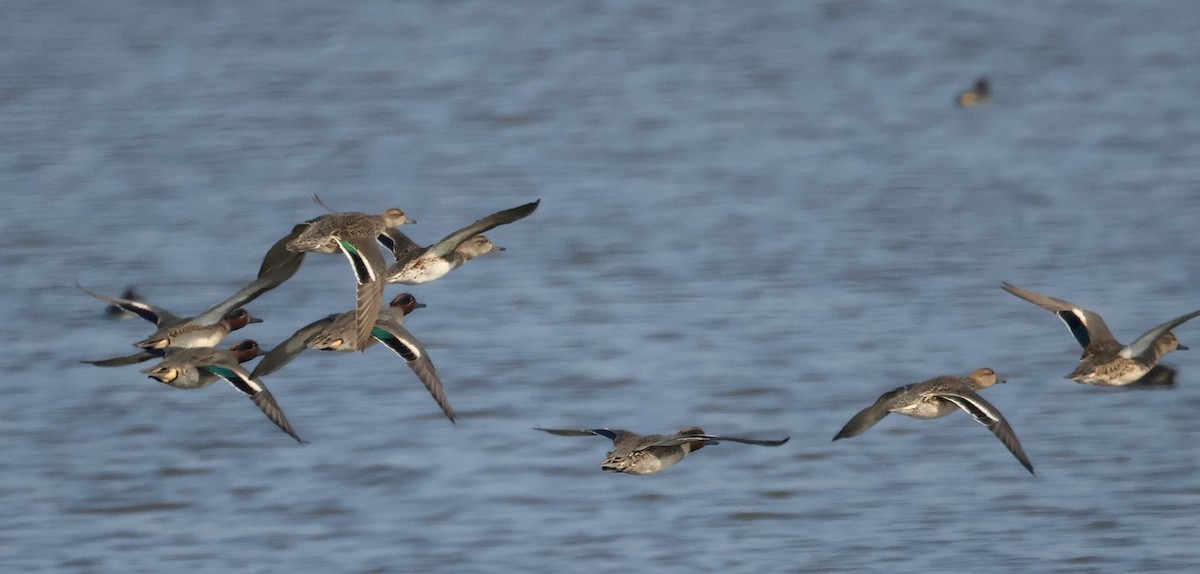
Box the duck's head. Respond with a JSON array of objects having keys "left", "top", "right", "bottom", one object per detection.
[
  {"left": 956, "top": 77, "right": 989, "bottom": 107},
  {"left": 141, "top": 364, "right": 179, "bottom": 384},
  {"left": 388, "top": 293, "right": 426, "bottom": 316},
  {"left": 457, "top": 235, "right": 503, "bottom": 260},
  {"left": 678, "top": 426, "right": 707, "bottom": 452},
  {"left": 380, "top": 208, "right": 415, "bottom": 228},
  {"left": 225, "top": 308, "right": 262, "bottom": 330},
  {"left": 968, "top": 367, "right": 1004, "bottom": 388},
  {"left": 1158, "top": 332, "right": 1187, "bottom": 353},
  {"left": 600, "top": 452, "right": 632, "bottom": 473},
  {"left": 229, "top": 339, "right": 261, "bottom": 363}
]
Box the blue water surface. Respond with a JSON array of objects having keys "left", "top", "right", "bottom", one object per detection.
[{"left": 2, "top": 1, "right": 1200, "bottom": 572}]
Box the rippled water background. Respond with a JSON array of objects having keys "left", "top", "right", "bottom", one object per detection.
[{"left": 4, "top": 1, "right": 1200, "bottom": 572}]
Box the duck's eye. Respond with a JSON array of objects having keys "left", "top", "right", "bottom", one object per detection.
[{"left": 401, "top": 295, "right": 413, "bottom": 304}]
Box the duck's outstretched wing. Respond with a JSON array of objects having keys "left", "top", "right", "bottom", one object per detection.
[
  {"left": 425, "top": 200, "right": 540, "bottom": 258},
  {"left": 336, "top": 236, "right": 386, "bottom": 351},
  {"left": 372, "top": 318, "right": 456, "bottom": 423},
  {"left": 1001, "top": 282, "right": 1117, "bottom": 355},
  {"left": 255, "top": 222, "right": 311, "bottom": 285},
  {"left": 1121, "top": 309, "right": 1200, "bottom": 358},
  {"left": 936, "top": 389, "right": 1034, "bottom": 475},
  {"left": 76, "top": 281, "right": 180, "bottom": 326},
  {"left": 832, "top": 387, "right": 907, "bottom": 440},
  {"left": 534, "top": 427, "right": 625, "bottom": 444},
  {"left": 190, "top": 268, "right": 294, "bottom": 326},
  {"left": 249, "top": 315, "right": 338, "bottom": 379},
  {"left": 202, "top": 363, "right": 304, "bottom": 444},
  {"left": 82, "top": 350, "right": 162, "bottom": 367},
  {"left": 648, "top": 434, "right": 790, "bottom": 448}
]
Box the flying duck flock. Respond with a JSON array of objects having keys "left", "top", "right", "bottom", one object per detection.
[{"left": 78, "top": 194, "right": 1200, "bottom": 476}]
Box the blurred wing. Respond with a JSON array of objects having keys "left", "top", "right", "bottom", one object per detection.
[
  {"left": 255, "top": 222, "right": 310, "bottom": 283},
  {"left": 82, "top": 350, "right": 162, "bottom": 367},
  {"left": 337, "top": 237, "right": 386, "bottom": 350},
  {"left": 535, "top": 427, "right": 622, "bottom": 443},
  {"left": 75, "top": 281, "right": 179, "bottom": 326}
]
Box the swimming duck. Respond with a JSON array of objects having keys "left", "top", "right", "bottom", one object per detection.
[{"left": 956, "top": 76, "right": 989, "bottom": 107}]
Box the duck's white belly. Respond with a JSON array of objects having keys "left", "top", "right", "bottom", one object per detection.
[
  {"left": 170, "top": 329, "right": 225, "bottom": 349},
  {"left": 392, "top": 257, "right": 454, "bottom": 285}
]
